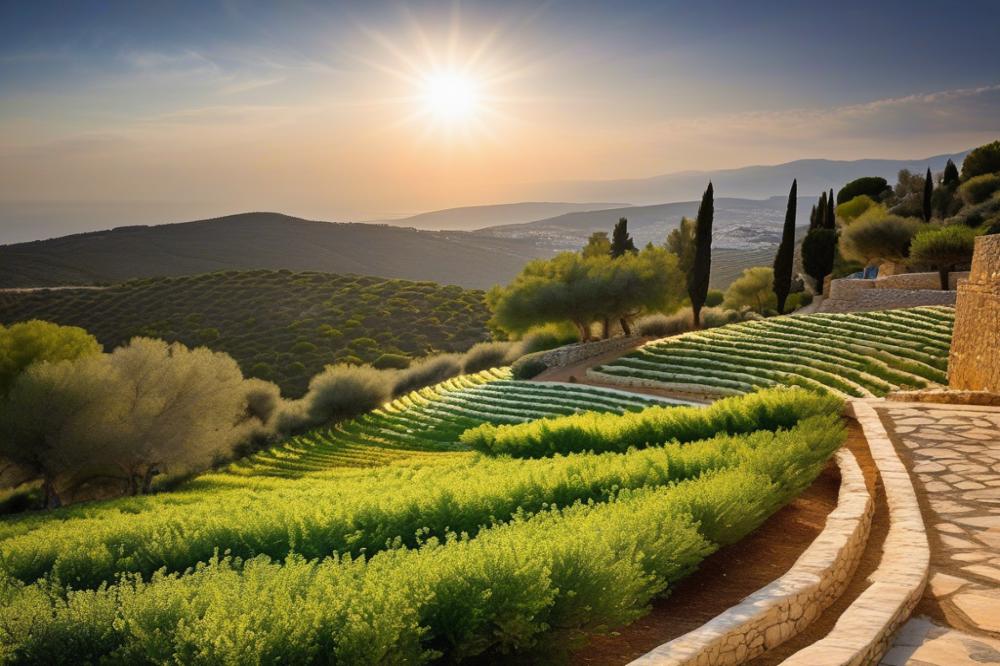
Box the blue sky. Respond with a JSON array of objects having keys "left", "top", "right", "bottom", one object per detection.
[{"left": 1, "top": 0, "right": 999, "bottom": 239}]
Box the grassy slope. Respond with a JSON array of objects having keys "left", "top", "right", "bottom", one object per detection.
[
  {"left": 0, "top": 269, "right": 491, "bottom": 397},
  {"left": 0, "top": 212, "right": 552, "bottom": 290}
]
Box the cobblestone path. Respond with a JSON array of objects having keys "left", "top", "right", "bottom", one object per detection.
[{"left": 877, "top": 402, "right": 1000, "bottom": 666}]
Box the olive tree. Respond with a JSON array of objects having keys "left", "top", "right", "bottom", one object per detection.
[
  {"left": 0, "top": 320, "right": 100, "bottom": 395},
  {"left": 909, "top": 225, "right": 977, "bottom": 290},
  {"left": 838, "top": 213, "right": 922, "bottom": 267},
  {"left": 724, "top": 266, "right": 777, "bottom": 314},
  {"left": 0, "top": 338, "right": 276, "bottom": 505}
]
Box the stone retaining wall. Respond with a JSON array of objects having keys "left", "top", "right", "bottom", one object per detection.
[
  {"left": 540, "top": 336, "right": 640, "bottom": 368},
  {"left": 818, "top": 288, "right": 956, "bottom": 314},
  {"left": 628, "top": 448, "right": 873, "bottom": 666},
  {"left": 949, "top": 234, "right": 1000, "bottom": 393},
  {"left": 874, "top": 271, "right": 968, "bottom": 291},
  {"left": 781, "top": 400, "right": 930, "bottom": 666}
]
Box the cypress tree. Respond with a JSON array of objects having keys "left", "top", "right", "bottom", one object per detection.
[
  {"left": 689, "top": 182, "right": 714, "bottom": 329},
  {"left": 609, "top": 217, "right": 637, "bottom": 258},
  {"left": 809, "top": 204, "right": 818, "bottom": 231},
  {"left": 942, "top": 159, "right": 959, "bottom": 186},
  {"left": 816, "top": 192, "right": 828, "bottom": 229},
  {"left": 772, "top": 179, "right": 797, "bottom": 314},
  {"left": 922, "top": 168, "right": 933, "bottom": 222},
  {"left": 825, "top": 188, "right": 836, "bottom": 229}
]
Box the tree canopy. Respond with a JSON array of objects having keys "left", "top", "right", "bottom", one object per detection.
[
  {"left": 961, "top": 140, "right": 1000, "bottom": 181},
  {"left": 724, "top": 267, "right": 777, "bottom": 314},
  {"left": 609, "top": 218, "right": 638, "bottom": 258},
  {"left": 838, "top": 213, "right": 922, "bottom": 266},
  {"left": 689, "top": 182, "right": 714, "bottom": 328},
  {"left": 837, "top": 176, "right": 889, "bottom": 205},
  {"left": 909, "top": 225, "right": 977, "bottom": 290},
  {"left": 487, "top": 247, "right": 684, "bottom": 341},
  {"left": 0, "top": 320, "right": 100, "bottom": 396},
  {"left": 772, "top": 180, "right": 797, "bottom": 313}
]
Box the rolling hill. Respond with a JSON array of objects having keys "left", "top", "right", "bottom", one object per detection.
[
  {"left": 0, "top": 212, "right": 552, "bottom": 290},
  {"left": 0, "top": 270, "right": 491, "bottom": 397},
  {"left": 526, "top": 149, "right": 971, "bottom": 204},
  {"left": 373, "top": 201, "right": 628, "bottom": 231}
]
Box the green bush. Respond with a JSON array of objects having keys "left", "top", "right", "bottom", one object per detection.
[
  {"left": 838, "top": 214, "right": 921, "bottom": 265},
  {"left": 511, "top": 351, "right": 548, "bottom": 379},
  {"left": 0, "top": 320, "right": 100, "bottom": 395},
  {"left": 836, "top": 195, "right": 879, "bottom": 223},
  {"left": 837, "top": 176, "right": 889, "bottom": 204},
  {"left": 461, "top": 341, "right": 515, "bottom": 373},
  {"left": 960, "top": 140, "right": 1000, "bottom": 180},
  {"left": 958, "top": 173, "right": 1000, "bottom": 205},
  {"left": 909, "top": 225, "right": 977, "bottom": 290},
  {"left": 705, "top": 289, "right": 725, "bottom": 307},
  {"left": 462, "top": 387, "right": 841, "bottom": 458},
  {"left": 372, "top": 353, "right": 411, "bottom": 370},
  {"left": 392, "top": 353, "right": 463, "bottom": 396}
]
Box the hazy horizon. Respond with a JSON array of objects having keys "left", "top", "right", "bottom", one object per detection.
[{"left": 3, "top": 0, "right": 1000, "bottom": 242}]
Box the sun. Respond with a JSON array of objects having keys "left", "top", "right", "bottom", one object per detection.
[{"left": 421, "top": 71, "right": 480, "bottom": 121}]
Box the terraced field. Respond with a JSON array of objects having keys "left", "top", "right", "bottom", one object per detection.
[
  {"left": 593, "top": 306, "right": 954, "bottom": 398},
  {"left": 233, "top": 368, "right": 675, "bottom": 476}
]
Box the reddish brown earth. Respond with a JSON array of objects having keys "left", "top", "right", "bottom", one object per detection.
[{"left": 571, "top": 422, "right": 880, "bottom": 666}]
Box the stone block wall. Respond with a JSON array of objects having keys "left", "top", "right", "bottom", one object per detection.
[
  {"left": 949, "top": 235, "right": 1000, "bottom": 392},
  {"left": 874, "top": 271, "right": 968, "bottom": 291},
  {"left": 539, "top": 336, "right": 638, "bottom": 368}
]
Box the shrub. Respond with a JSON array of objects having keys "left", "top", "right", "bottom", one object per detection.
[
  {"left": 958, "top": 173, "right": 1000, "bottom": 205},
  {"left": 705, "top": 289, "right": 724, "bottom": 307},
  {"left": 372, "top": 353, "right": 411, "bottom": 370},
  {"left": 960, "top": 140, "right": 1000, "bottom": 180},
  {"left": 723, "top": 267, "right": 776, "bottom": 314},
  {"left": 836, "top": 195, "right": 878, "bottom": 223},
  {"left": 517, "top": 323, "right": 579, "bottom": 353},
  {"left": 636, "top": 313, "right": 686, "bottom": 338},
  {"left": 838, "top": 214, "right": 922, "bottom": 266},
  {"left": 277, "top": 364, "right": 393, "bottom": 431},
  {"left": 837, "top": 177, "right": 890, "bottom": 204},
  {"left": 461, "top": 342, "right": 515, "bottom": 373},
  {"left": 909, "top": 225, "right": 977, "bottom": 290},
  {"left": 462, "top": 387, "right": 842, "bottom": 458},
  {"left": 393, "top": 353, "right": 463, "bottom": 396},
  {"left": 511, "top": 351, "right": 548, "bottom": 379}
]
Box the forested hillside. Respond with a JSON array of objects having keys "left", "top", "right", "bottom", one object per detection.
[{"left": 0, "top": 270, "right": 491, "bottom": 396}]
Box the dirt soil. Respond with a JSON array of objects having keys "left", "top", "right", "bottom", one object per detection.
[{"left": 572, "top": 452, "right": 843, "bottom": 665}]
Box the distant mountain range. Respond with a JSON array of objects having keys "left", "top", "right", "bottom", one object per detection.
[
  {"left": 373, "top": 201, "right": 628, "bottom": 231},
  {"left": 477, "top": 197, "right": 814, "bottom": 251},
  {"left": 524, "top": 150, "right": 972, "bottom": 206},
  {"left": 0, "top": 213, "right": 551, "bottom": 290}
]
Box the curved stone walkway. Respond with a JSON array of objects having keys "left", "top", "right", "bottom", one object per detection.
[{"left": 872, "top": 401, "right": 1000, "bottom": 665}]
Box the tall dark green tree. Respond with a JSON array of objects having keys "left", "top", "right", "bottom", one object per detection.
[
  {"left": 609, "top": 217, "right": 637, "bottom": 258},
  {"left": 816, "top": 191, "right": 828, "bottom": 229},
  {"left": 809, "top": 204, "right": 819, "bottom": 231},
  {"left": 942, "top": 159, "right": 959, "bottom": 186},
  {"left": 922, "top": 168, "right": 933, "bottom": 222},
  {"left": 772, "top": 179, "right": 797, "bottom": 314},
  {"left": 825, "top": 188, "right": 836, "bottom": 229},
  {"left": 689, "top": 182, "right": 714, "bottom": 328},
  {"left": 802, "top": 228, "right": 837, "bottom": 293}
]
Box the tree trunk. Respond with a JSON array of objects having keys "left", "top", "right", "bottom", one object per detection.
[
  {"left": 692, "top": 304, "right": 702, "bottom": 330},
  {"left": 42, "top": 476, "right": 61, "bottom": 509},
  {"left": 140, "top": 466, "right": 160, "bottom": 494},
  {"left": 602, "top": 317, "right": 611, "bottom": 339},
  {"left": 619, "top": 317, "right": 632, "bottom": 336},
  {"left": 574, "top": 321, "right": 590, "bottom": 342},
  {"left": 938, "top": 267, "right": 950, "bottom": 291}
]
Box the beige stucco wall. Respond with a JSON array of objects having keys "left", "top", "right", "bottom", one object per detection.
[{"left": 949, "top": 235, "right": 1000, "bottom": 392}]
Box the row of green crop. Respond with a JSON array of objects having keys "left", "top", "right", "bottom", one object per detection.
[
  {"left": 0, "top": 440, "right": 839, "bottom": 663},
  {"left": 0, "top": 411, "right": 840, "bottom": 590},
  {"left": 594, "top": 307, "right": 953, "bottom": 397},
  {"left": 234, "top": 371, "right": 663, "bottom": 476},
  {"left": 462, "top": 387, "right": 841, "bottom": 457}
]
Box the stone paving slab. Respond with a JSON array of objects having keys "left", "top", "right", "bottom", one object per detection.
[{"left": 875, "top": 402, "right": 1000, "bottom": 664}]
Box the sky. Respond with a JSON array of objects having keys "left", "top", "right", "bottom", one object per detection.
[{"left": 2, "top": 0, "right": 1000, "bottom": 241}]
